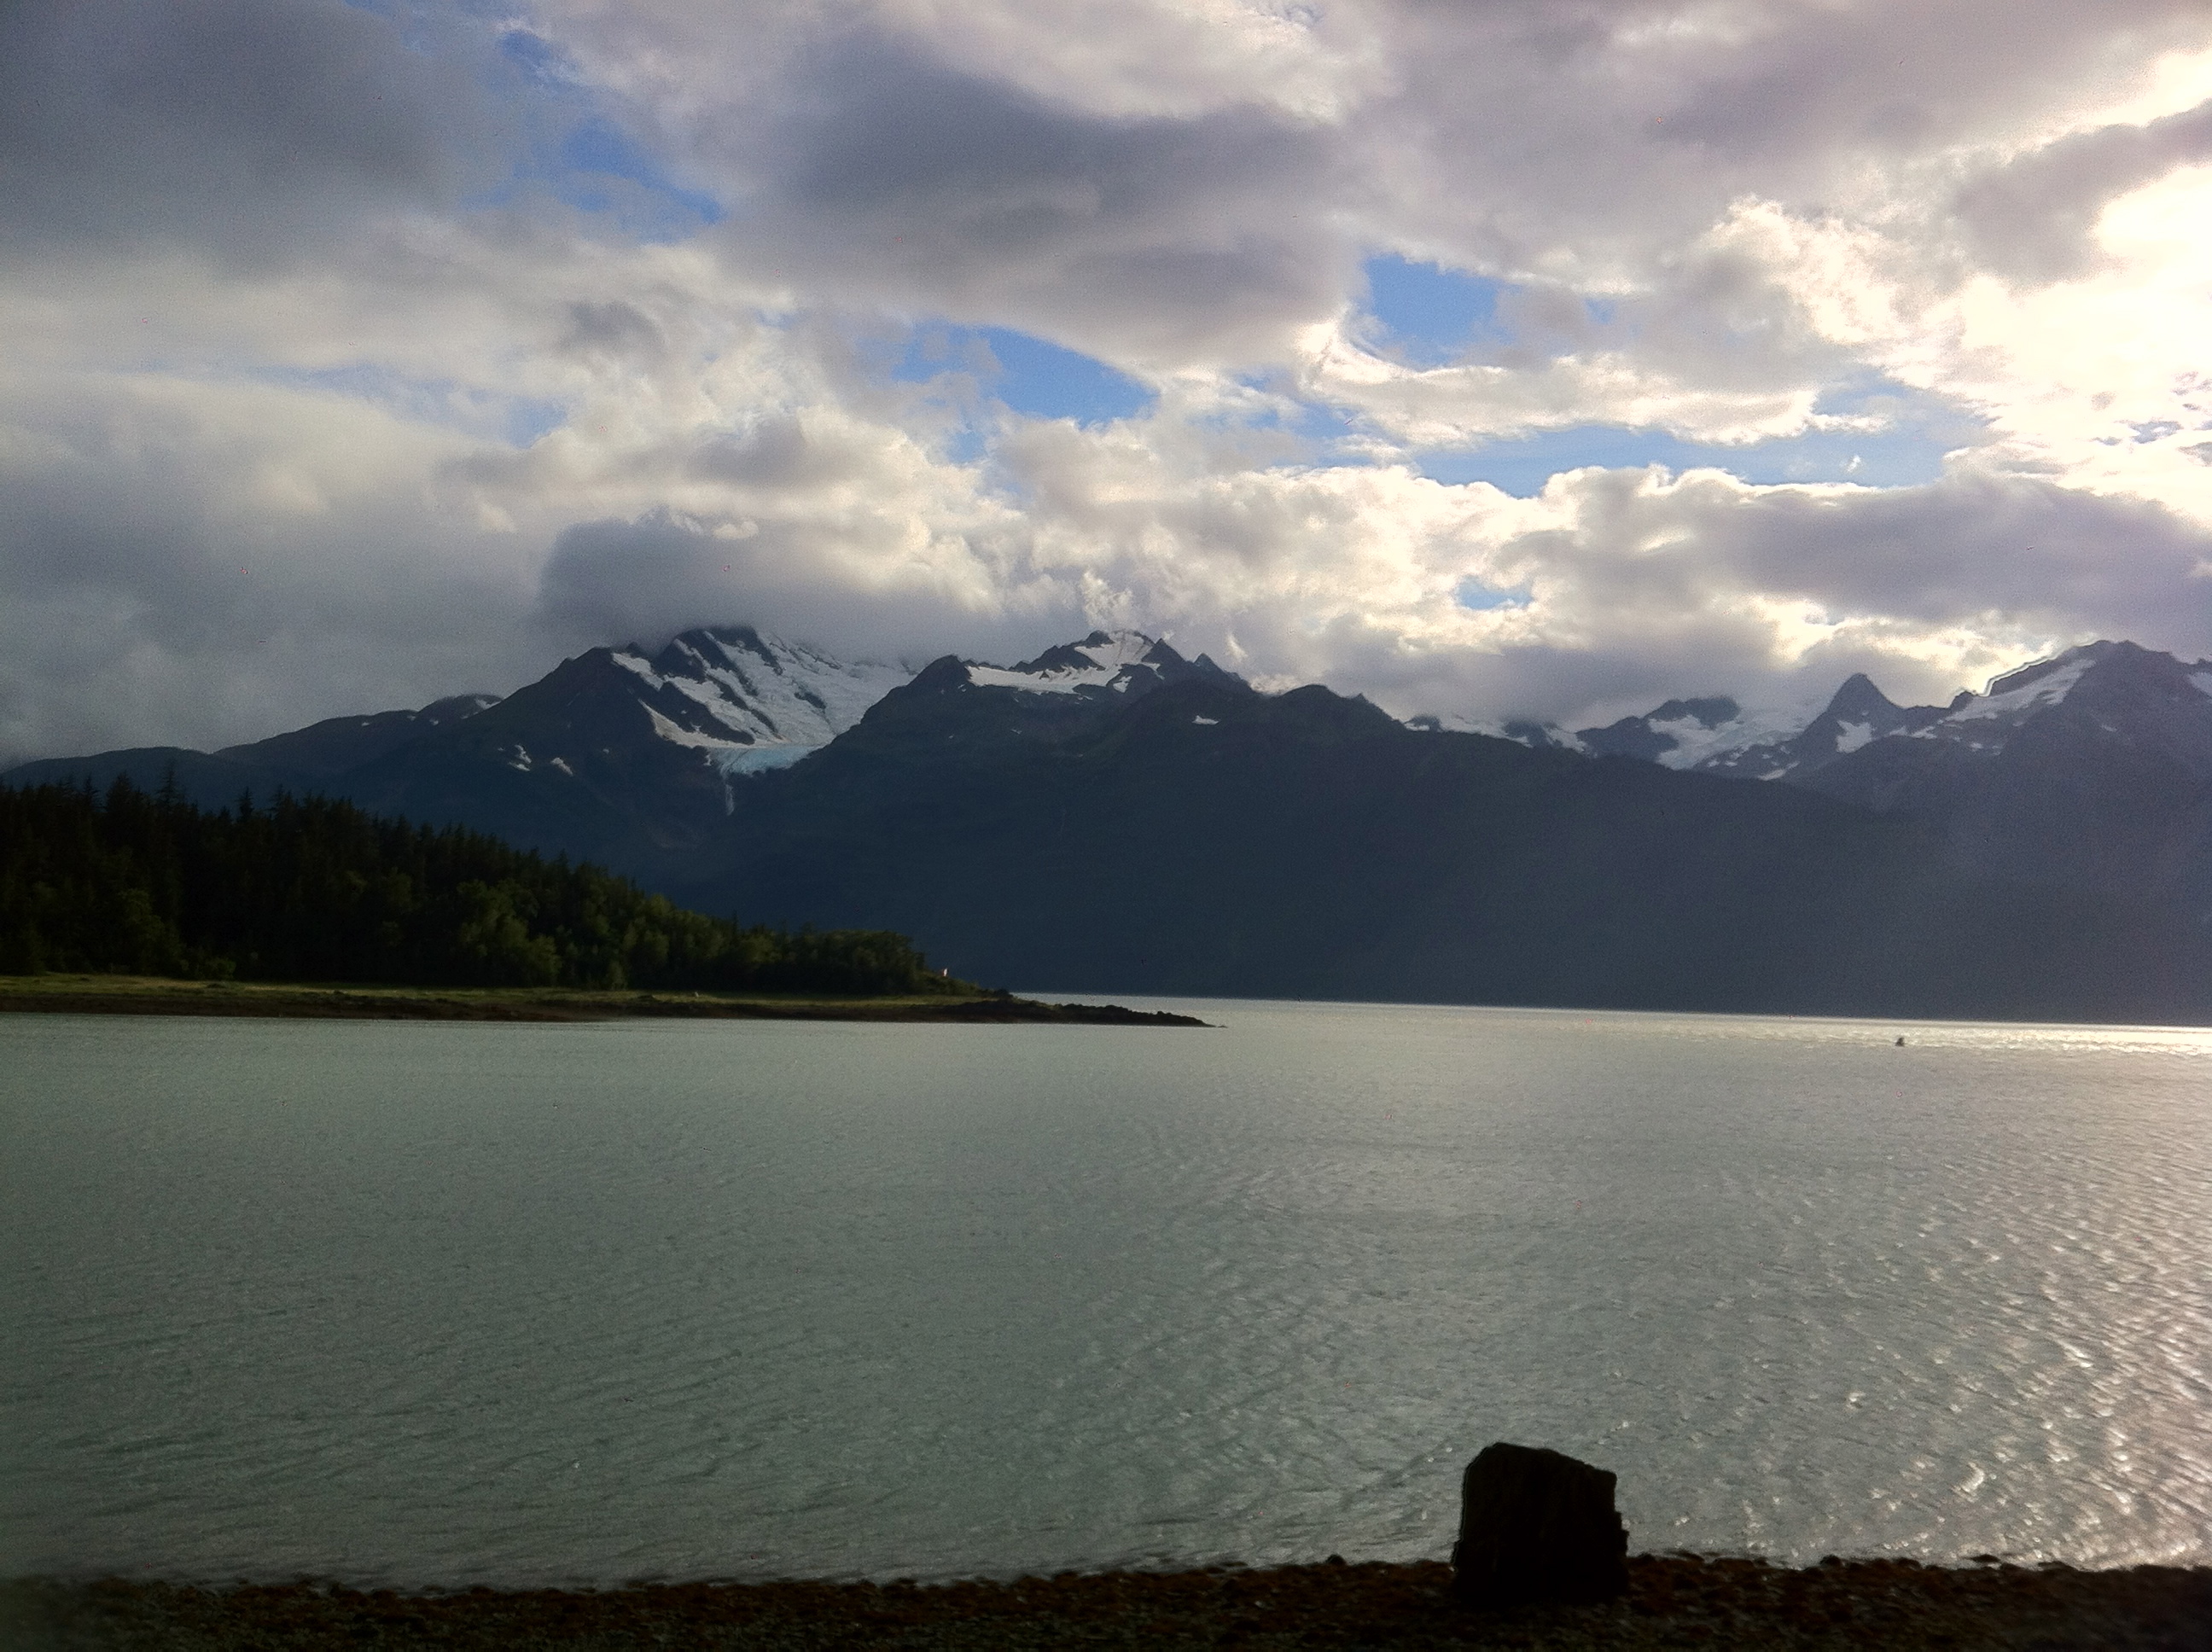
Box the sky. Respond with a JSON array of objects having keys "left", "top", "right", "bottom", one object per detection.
[{"left": 6, "top": 0, "right": 2212, "bottom": 763}]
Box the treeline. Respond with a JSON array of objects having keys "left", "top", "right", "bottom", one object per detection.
[{"left": 0, "top": 777, "right": 958, "bottom": 996}]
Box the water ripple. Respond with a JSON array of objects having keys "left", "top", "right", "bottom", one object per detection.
[{"left": 2, "top": 1005, "right": 2208, "bottom": 1585}]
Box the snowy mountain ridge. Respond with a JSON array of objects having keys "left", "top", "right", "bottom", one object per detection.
[
  {"left": 14, "top": 624, "right": 2212, "bottom": 957},
  {"left": 601, "top": 625, "right": 915, "bottom": 777},
  {"left": 959, "top": 630, "right": 1220, "bottom": 698},
  {"left": 1447, "top": 640, "right": 2212, "bottom": 784}
]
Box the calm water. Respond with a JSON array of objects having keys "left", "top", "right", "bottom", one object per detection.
[{"left": 3, "top": 1002, "right": 2208, "bottom": 1587}]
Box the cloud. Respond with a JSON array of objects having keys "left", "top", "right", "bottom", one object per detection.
[
  {"left": 1953, "top": 97, "right": 2212, "bottom": 285},
  {"left": 1395, "top": 464, "right": 2212, "bottom": 723},
  {"left": 0, "top": 369, "right": 544, "bottom": 763},
  {"left": 5, "top": 0, "right": 2212, "bottom": 766},
  {"left": 0, "top": 0, "right": 509, "bottom": 269},
  {"left": 708, "top": 29, "right": 1353, "bottom": 369},
  {"left": 531, "top": 499, "right": 1080, "bottom": 669}
]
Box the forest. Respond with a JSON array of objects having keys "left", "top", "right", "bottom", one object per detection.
[{"left": 0, "top": 777, "right": 954, "bottom": 997}]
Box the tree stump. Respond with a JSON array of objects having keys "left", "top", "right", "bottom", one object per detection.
[{"left": 1451, "top": 1441, "right": 1628, "bottom": 1608}]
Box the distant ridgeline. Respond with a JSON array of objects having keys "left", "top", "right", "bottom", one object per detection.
[
  {"left": 15, "top": 629, "right": 2212, "bottom": 1021},
  {"left": 0, "top": 777, "right": 951, "bottom": 996}
]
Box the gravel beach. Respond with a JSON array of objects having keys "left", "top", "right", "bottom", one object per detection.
[{"left": 8, "top": 1556, "right": 2208, "bottom": 1649}]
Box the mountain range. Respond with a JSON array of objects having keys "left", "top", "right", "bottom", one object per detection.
[
  {"left": 1462, "top": 639, "right": 2212, "bottom": 919},
  {"left": 9, "top": 628, "right": 2210, "bottom": 1021}
]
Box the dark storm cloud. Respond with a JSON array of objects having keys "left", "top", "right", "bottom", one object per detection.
[
  {"left": 0, "top": 407, "right": 225, "bottom": 642},
  {"left": 1506, "top": 468, "right": 2212, "bottom": 657},
  {"left": 537, "top": 511, "right": 735, "bottom": 647},
  {"left": 1644, "top": 0, "right": 2198, "bottom": 163},
  {"left": 686, "top": 418, "right": 874, "bottom": 492},
  {"left": 0, "top": 375, "right": 543, "bottom": 765},
  {"left": 534, "top": 507, "right": 1081, "bottom": 666},
  {"left": 560, "top": 300, "right": 669, "bottom": 364},
  {"left": 1370, "top": 0, "right": 2211, "bottom": 276},
  {"left": 1953, "top": 99, "right": 2212, "bottom": 285},
  {"left": 1712, "top": 473, "right": 2212, "bottom": 642},
  {"left": 0, "top": 0, "right": 504, "bottom": 265},
  {"left": 711, "top": 32, "right": 1350, "bottom": 364}
]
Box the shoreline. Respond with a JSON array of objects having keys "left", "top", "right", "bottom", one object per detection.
[
  {"left": 0, "top": 974, "right": 1209, "bottom": 1027},
  {"left": 7, "top": 1555, "right": 2209, "bottom": 1648}
]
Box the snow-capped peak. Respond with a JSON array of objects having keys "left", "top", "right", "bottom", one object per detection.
[
  {"left": 1403, "top": 712, "right": 1584, "bottom": 750},
  {"left": 1639, "top": 698, "right": 1831, "bottom": 771},
  {"left": 1944, "top": 646, "right": 2102, "bottom": 724},
  {"left": 1431, "top": 640, "right": 2212, "bottom": 786},
  {"left": 963, "top": 630, "right": 1181, "bottom": 695},
  {"left": 1415, "top": 690, "right": 1835, "bottom": 770},
  {"left": 610, "top": 625, "right": 912, "bottom": 769}
]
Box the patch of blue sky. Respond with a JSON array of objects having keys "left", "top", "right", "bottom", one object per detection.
[
  {"left": 1456, "top": 578, "right": 1532, "bottom": 611},
  {"left": 892, "top": 325, "right": 1154, "bottom": 427},
  {"left": 497, "top": 26, "right": 572, "bottom": 87},
  {"left": 926, "top": 424, "right": 990, "bottom": 467},
  {"left": 1362, "top": 255, "right": 1511, "bottom": 367},
  {"left": 457, "top": 26, "right": 723, "bottom": 242},
  {"left": 519, "top": 116, "right": 722, "bottom": 241},
  {"left": 557, "top": 119, "right": 722, "bottom": 224},
  {"left": 503, "top": 399, "right": 569, "bottom": 446},
  {"left": 1417, "top": 380, "right": 1982, "bottom": 496},
  {"left": 252, "top": 364, "right": 564, "bottom": 447},
  {"left": 1286, "top": 401, "right": 1363, "bottom": 445},
  {"left": 341, "top": 15, "right": 723, "bottom": 241}
]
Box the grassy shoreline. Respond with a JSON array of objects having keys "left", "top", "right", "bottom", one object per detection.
[
  {"left": 0, "top": 974, "right": 1208, "bottom": 1027},
  {"left": 6, "top": 1555, "right": 2208, "bottom": 1649}
]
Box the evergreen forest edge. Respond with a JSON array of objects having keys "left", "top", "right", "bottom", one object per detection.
[{"left": 0, "top": 776, "right": 961, "bottom": 998}]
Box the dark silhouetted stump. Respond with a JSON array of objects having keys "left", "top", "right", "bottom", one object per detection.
[{"left": 1451, "top": 1442, "right": 1628, "bottom": 1608}]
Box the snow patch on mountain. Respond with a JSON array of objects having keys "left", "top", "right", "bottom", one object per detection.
[
  {"left": 713, "top": 744, "right": 818, "bottom": 777},
  {"left": 1949, "top": 654, "right": 2097, "bottom": 724},
  {"left": 1505, "top": 641, "right": 2212, "bottom": 791},
  {"left": 617, "top": 626, "right": 911, "bottom": 755},
  {"left": 1644, "top": 698, "right": 1826, "bottom": 771},
  {"left": 964, "top": 631, "right": 1169, "bottom": 695},
  {"left": 643, "top": 705, "right": 738, "bottom": 751},
  {"left": 965, "top": 664, "right": 1096, "bottom": 693},
  {"left": 1418, "top": 649, "right": 2176, "bottom": 783},
  {"left": 1404, "top": 712, "right": 1588, "bottom": 750}
]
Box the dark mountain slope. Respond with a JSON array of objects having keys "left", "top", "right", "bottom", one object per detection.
[
  {"left": 1463, "top": 638, "right": 2212, "bottom": 926},
  {"left": 217, "top": 694, "right": 501, "bottom": 777},
  {"left": 1799, "top": 642, "right": 2212, "bottom": 916},
  {"left": 2, "top": 746, "right": 294, "bottom": 811},
  {"left": 4, "top": 695, "right": 506, "bottom": 814},
  {"left": 1695, "top": 673, "right": 1953, "bottom": 782},
  {"left": 689, "top": 671, "right": 2208, "bottom": 1020},
  {"left": 1576, "top": 695, "right": 1745, "bottom": 762},
  {"left": 15, "top": 627, "right": 2209, "bottom": 1021},
  {"left": 336, "top": 650, "right": 731, "bottom": 869}
]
